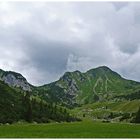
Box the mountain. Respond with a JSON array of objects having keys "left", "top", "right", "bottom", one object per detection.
[
  {"left": 1, "top": 66, "right": 140, "bottom": 123},
  {"left": 0, "top": 69, "right": 32, "bottom": 91},
  {"left": 0, "top": 70, "right": 77, "bottom": 124},
  {"left": 38, "top": 66, "right": 140, "bottom": 108},
  {"left": 1, "top": 66, "right": 140, "bottom": 109}
]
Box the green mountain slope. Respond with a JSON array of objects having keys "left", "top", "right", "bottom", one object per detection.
[
  {"left": 0, "top": 80, "right": 23, "bottom": 123},
  {"left": 0, "top": 80, "right": 77, "bottom": 124},
  {"left": 38, "top": 66, "right": 140, "bottom": 108},
  {"left": 71, "top": 99, "right": 140, "bottom": 123}
]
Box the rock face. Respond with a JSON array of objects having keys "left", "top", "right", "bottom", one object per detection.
[
  {"left": 59, "top": 72, "right": 79, "bottom": 95},
  {"left": 0, "top": 70, "right": 31, "bottom": 91}
]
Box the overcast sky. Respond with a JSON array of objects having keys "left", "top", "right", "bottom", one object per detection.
[{"left": 0, "top": 2, "right": 140, "bottom": 85}]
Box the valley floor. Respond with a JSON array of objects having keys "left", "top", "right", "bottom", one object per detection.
[{"left": 0, "top": 120, "right": 140, "bottom": 138}]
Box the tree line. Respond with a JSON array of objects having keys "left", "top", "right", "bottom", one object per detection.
[{"left": 0, "top": 88, "right": 80, "bottom": 124}]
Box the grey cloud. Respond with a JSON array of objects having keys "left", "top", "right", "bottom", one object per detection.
[
  {"left": 25, "top": 39, "right": 72, "bottom": 73},
  {"left": 112, "top": 2, "right": 129, "bottom": 10},
  {"left": 1, "top": 2, "right": 140, "bottom": 85}
]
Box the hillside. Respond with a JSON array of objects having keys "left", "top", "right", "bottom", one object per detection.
[
  {"left": 38, "top": 66, "right": 140, "bottom": 108},
  {"left": 0, "top": 80, "right": 23, "bottom": 123},
  {"left": 0, "top": 79, "right": 77, "bottom": 124},
  {"left": 71, "top": 99, "right": 140, "bottom": 122}
]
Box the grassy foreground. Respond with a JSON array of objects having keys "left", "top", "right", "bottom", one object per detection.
[{"left": 0, "top": 121, "right": 140, "bottom": 138}]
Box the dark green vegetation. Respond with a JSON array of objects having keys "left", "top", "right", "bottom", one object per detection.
[
  {"left": 135, "top": 107, "right": 140, "bottom": 123},
  {"left": 0, "top": 81, "right": 78, "bottom": 124},
  {"left": 0, "top": 121, "right": 140, "bottom": 138},
  {"left": 0, "top": 80, "right": 22, "bottom": 123}
]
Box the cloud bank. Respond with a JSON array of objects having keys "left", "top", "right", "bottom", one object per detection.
[{"left": 0, "top": 2, "right": 140, "bottom": 85}]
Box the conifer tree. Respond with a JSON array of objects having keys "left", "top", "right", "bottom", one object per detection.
[{"left": 135, "top": 107, "right": 140, "bottom": 123}]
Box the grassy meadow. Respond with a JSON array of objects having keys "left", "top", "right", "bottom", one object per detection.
[{"left": 0, "top": 120, "right": 140, "bottom": 138}]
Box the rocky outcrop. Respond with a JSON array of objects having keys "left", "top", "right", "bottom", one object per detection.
[
  {"left": 66, "top": 79, "right": 79, "bottom": 95},
  {"left": 0, "top": 70, "right": 31, "bottom": 91}
]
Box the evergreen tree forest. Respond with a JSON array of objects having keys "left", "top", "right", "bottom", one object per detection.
[
  {"left": 0, "top": 81, "right": 80, "bottom": 124},
  {"left": 135, "top": 107, "right": 140, "bottom": 123}
]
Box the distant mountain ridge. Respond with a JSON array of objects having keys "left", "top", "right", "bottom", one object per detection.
[
  {"left": 37, "top": 66, "right": 140, "bottom": 108},
  {"left": 1, "top": 66, "right": 140, "bottom": 108}
]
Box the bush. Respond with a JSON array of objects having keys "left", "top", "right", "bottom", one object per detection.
[{"left": 120, "top": 113, "right": 131, "bottom": 121}]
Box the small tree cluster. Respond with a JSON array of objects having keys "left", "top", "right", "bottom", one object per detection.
[{"left": 135, "top": 107, "right": 140, "bottom": 123}]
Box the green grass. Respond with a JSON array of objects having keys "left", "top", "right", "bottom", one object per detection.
[
  {"left": 0, "top": 121, "right": 140, "bottom": 138},
  {"left": 71, "top": 100, "right": 140, "bottom": 117}
]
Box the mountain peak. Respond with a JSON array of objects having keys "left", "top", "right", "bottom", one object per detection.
[
  {"left": 86, "top": 66, "right": 121, "bottom": 78},
  {"left": 42, "top": 65, "right": 140, "bottom": 107},
  {"left": 88, "top": 66, "right": 111, "bottom": 72},
  {"left": 0, "top": 69, "right": 32, "bottom": 91},
  {"left": 97, "top": 66, "right": 111, "bottom": 70}
]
